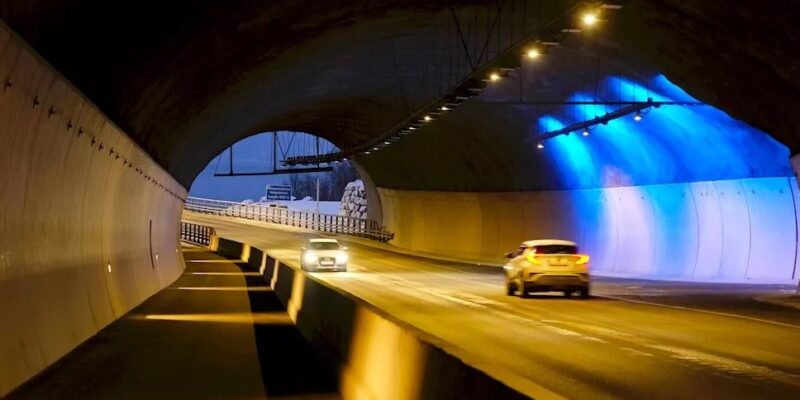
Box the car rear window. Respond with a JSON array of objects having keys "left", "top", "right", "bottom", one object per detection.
[
  {"left": 533, "top": 245, "right": 577, "bottom": 254},
  {"left": 309, "top": 242, "right": 340, "bottom": 250}
]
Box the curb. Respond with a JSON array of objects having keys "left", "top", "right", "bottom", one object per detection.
[{"left": 753, "top": 294, "right": 800, "bottom": 311}]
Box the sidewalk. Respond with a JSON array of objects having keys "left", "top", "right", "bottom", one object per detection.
[{"left": 7, "top": 245, "right": 339, "bottom": 400}]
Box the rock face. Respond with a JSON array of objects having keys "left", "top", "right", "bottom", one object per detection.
[{"left": 339, "top": 180, "right": 368, "bottom": 219}]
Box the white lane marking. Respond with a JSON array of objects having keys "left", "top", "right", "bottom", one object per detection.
[
  {"left": 620, "top": 347, "right": 654, "bottom": 357},
  {"left": 648, "top": 344, "right": 800, "bottom": 388},
  {"left": 452, "top": 292, "right": 506, "bottom": 306},
  {"left": 188, "top": 272, "right": 261, "bottom": 276},
  {"left": 600, "top": 295, "right": 800, "bottom": 330}
]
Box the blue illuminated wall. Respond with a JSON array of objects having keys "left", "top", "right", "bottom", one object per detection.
[
  {"left": 536, "top": 75, "right": 791, "bottom": 190},
  {"left": 379, "top": 75, "right": 798, "bottom": 283}
]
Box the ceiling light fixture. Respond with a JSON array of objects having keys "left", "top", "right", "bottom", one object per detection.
[{"left": 582, "top": 12, "right": 599, "bottom": 27}]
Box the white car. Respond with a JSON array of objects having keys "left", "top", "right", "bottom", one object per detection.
[
  {"left": 503, "top": 239, "right": 590, "bottom": 298},
  {"left": 300, "top": 238, "right": 348, "bottom": 272}
]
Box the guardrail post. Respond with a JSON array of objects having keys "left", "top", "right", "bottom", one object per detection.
[{"left": 184, "top": 196, "right": 394, "bottom": 242}]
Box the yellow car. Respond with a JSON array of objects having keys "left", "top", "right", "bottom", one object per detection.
[{"left": 503, "top": 240, "right": 590, "bottom": 298}]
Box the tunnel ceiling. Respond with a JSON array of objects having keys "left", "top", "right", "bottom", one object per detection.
[{"left": 1, "top": 0, "right": 798, "bottom": 191}]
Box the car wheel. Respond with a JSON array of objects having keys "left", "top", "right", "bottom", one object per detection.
[
  {"left": 518, "top": 279, "right": 529, "bottom": 298},
  {"left": 579, "top": 287, "right": 590, "bottom": 299},
  {"left": 505, "top": 275, "right": 516, "bottom": 295}
]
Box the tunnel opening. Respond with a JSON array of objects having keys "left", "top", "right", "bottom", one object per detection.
[{"left": 189, "top": 130, "right": 372, "bottom": 220}]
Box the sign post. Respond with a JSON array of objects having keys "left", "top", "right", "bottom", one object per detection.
[{"left": 265, "top": 185, "right": 292, "bottom": 201}]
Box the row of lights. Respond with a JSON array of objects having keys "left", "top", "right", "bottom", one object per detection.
[
  {"left": 285, "top": 4, "right": 621, "bottom": 165},
  {"left": 536, "top": 107, "right": 647, "bottom": 150},
  {"left": 2, "top": 77, "right": 186, "bottom": 202}
]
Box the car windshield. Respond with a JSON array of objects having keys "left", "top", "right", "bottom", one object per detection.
[
  {"left": 308, "top": 242, "right": 340, "bottom": 250},
  {"left": 533, "top": 245, "right": 577, "bottom": 254}
]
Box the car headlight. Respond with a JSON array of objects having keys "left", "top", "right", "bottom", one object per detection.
[
  {"left": 336, "top": 251, "right": 348, "bottom": 263},
  {"left": 303, "top": 252, "right": 317, "bottom": 264}
]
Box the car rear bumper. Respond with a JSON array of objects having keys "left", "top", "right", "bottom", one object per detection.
[
  {"left": 523, "top": 273, "right": 588, "bottom": 291},
  {"left": 307, "top": 263, "right": 347, "bottom": 271}
]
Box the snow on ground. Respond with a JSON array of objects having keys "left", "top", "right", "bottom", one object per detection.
[{"left": 243, "top": 197, "right": 341, "bottom": 215}]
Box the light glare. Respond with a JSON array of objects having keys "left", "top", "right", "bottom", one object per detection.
[{"left": 582, "top": 13, "right": 598, "bottom": 26}]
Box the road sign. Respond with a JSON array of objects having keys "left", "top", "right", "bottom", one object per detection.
[{"left": 266, "top": 185, "right": 292, "bottom": 201}]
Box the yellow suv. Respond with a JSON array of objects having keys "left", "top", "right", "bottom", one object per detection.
[{"left": 503, "top": 240, "right": 590, "bottom": 298}]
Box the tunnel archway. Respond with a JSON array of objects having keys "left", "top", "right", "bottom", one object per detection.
[
  {"left": 1, "top": 2, "right": 799, "bottom": 395},
  {"left": 188, "top": 130, "right": 383, "bottom": 222}
]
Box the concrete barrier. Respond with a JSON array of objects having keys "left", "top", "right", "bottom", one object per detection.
[
  {"left": 0, "top": 22, "right": 186, "bottom": 395},
  {"left": 209, "top": 236, "right": 556, "bottom": 400}
]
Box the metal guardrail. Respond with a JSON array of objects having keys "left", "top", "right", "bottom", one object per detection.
[
  {"left": 183, "top": 196, "right": 394, "bottom": 242},
  {"left": 180, "top": 221, "right": 216, "bottom": 246}
]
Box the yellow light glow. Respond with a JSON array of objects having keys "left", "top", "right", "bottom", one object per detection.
[
  {"left": 188, "top": 272, "right": 261, "bottom": 276},
  {"left": 489, "top": 72, "right": 500, "bottom": 81},
  {"left": 341, "top": 307, "right": 426, "bottom": 400},
  {"left": 526, "top": 48, "right": 541, "bottom": 59},
  {"left": 582, "top": 13, "right": 598, "bottom": 26},
  {"left": 172, "top": 286, "right": 271, "bottom": 292},
  {"left": 137, "top": 312, "right": 293, "bottom": 325},
  {"left": 526, "top": 253, "right": 543, "bottom": 264},
  {"left": 441, "top": 106, "right": 450, "bottom": 111},
  {"left": 287, "top": 272, "right": 306, "bottom": 321},
  {"left": 423, "top": 115, "right": 432, "bottom": 122}
]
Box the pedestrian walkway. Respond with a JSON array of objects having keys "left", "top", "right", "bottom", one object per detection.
[{"left": 7, "top": 246, "right": 339, "bottom": 400}]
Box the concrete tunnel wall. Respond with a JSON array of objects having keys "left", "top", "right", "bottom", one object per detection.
[
  {"left": 0, "top": 23, "right": 186, "bottom": 395},
  {"left": 379, "top": 176, "right": 800, "bottom": 283}
]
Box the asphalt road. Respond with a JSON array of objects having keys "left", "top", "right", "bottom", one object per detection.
[
  {"left": 186, "top": 212, "right": 800, "bottom": 400},
  {"left": 7, "top": 246, "right": 339, "bottom": 400}
]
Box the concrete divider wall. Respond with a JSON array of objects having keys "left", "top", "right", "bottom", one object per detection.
[
  {"left": 274, "top": 262, "right": 539, "bottom": 399},
  {"left": 214, "top": 236, "right": 542, "bottom": 399},
  {"left": 0, "top": 23, "right": 186, "bottom": 395},
  {"left": 379, "top": 177, "right": 800, "bottom": 283}
]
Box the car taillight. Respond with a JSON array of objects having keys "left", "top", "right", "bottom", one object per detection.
[
  {"left": 526, "top": 253, "right": 543, "bottom": 264},
  {"left": 575, "top": 255, "right": 590, "bottom": 265}
]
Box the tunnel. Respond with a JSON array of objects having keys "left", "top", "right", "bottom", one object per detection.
[{"left": 0, "top": 0, "right": 799, "bottom": 398}]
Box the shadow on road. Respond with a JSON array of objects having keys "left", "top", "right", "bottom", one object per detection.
[
  {"left": 235, "top": 261, "right": 340, "bottom": 398},
  {"left": 6, "top": 250, "right": 340, "bottom": 400}
]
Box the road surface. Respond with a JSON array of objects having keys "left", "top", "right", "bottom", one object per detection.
[{"left": 186, "top": 212, "right": 800, "bottom": 400}]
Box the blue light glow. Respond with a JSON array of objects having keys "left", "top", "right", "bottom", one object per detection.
[{"left": 536, "top": 75, "right": 791, "bottom": 189}]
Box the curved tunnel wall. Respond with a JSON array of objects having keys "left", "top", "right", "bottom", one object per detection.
[
  {"left": 380, "top": 176, "right": 800, "bottom": 283},
  {"left": 0, "top": 24, "right": 186, "bottom": 395}
]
